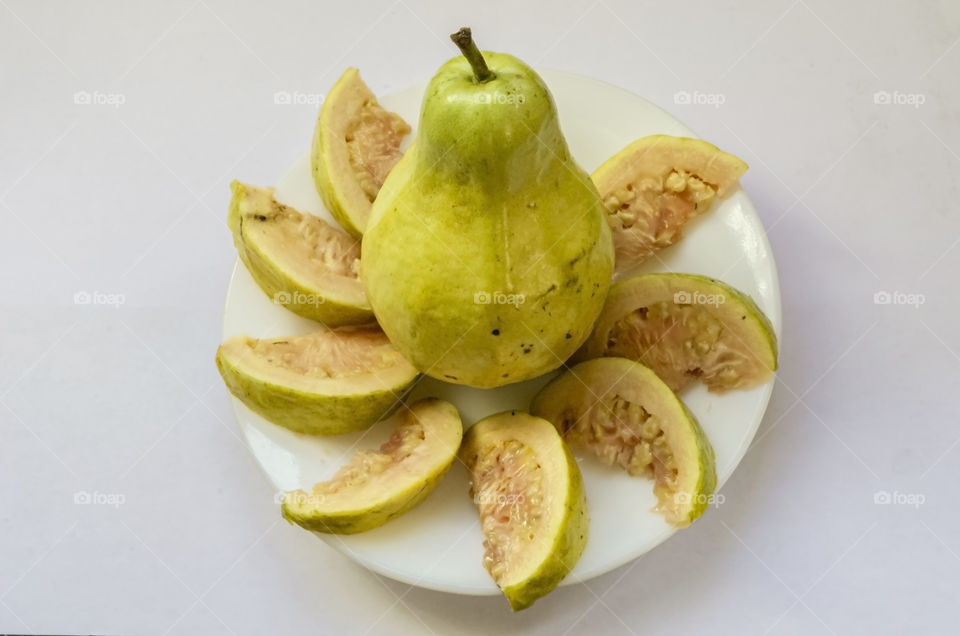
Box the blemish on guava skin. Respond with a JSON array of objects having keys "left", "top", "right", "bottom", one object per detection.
[
  {"left": 533, "top": 284, "right": 557, "bottom": 303},
  {"left": 444, "top": 374, "right": 458, "bottom": 380},
  {"left": 502, "top": 373, "right": 509, "bottom": 378},
  {"left": 255, "top": 215, "right": 267, "bottom": 221},
  {"left": 491, "top": 328, "right": 500, "bottom": 336},
  {"left": 565, "top": 332, "right": 572, "bottom": 339}
]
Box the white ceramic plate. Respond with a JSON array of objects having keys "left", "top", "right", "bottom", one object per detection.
[{"left": 221, "top": 70, "right": 781, "bottom": 596}]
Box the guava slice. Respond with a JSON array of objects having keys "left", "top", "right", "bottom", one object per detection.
[
  {"left": 531, "top": 357, "right": 716, "bottom": 527},
  {"left": 312, "top": 67, "right": 411, "bottom": 237},
  {"left": 591, "top": 135, "right": 748, "bottom": 274},
  {"left": 215, "top": 326, "right": 418, "bottom": 435},
  {"left": 577, "top": 273, "right": 777, "bottom": 393},
  {"left": 228, "top": 181, "right": 373, "bottom": 326},
  {"left": 459, "top": 411, "right": 588, "bottom": 611},
  {"left": 282, "top": 398, "right": 462, "bottom": 533}
]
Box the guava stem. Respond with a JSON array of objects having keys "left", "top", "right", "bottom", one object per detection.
[{"left": 450, "top": 27, "right": 495, "bottom": 83}]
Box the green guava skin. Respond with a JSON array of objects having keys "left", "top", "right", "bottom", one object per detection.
[
  {"left": 502, "top": 433, "right": 588, "bottom": 611},
  {"left": 531, "top": 357, "right": 717, "bottom": 526},
  {"left": 460, "top": 411, "right": 589, "bottom": 611},
  {"left": 215, "top": 344, "right": 414, "bottom": 436},
  {"left": 575, "top": 273, "right": 778, "bottom": 392},
  {"left": 282, "top": 399, "right": 462, "bottom": 533},
  {"left": 675, "top": 399, "right": 718, "bottom": 524},
  {"left": 362, "top": 52, "right": 614, "bottom": 388},
  {"left": 282, "top": 463, "right": 452, "bottom": 533},
  {"left": 227, "top": 181, "right": 373, "bottom": 326}
]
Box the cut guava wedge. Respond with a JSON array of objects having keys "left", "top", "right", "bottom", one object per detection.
[
  {"left": 591, "top": 135, "right": 748, "bottom": 274},
  {"left": 215, "top": 326, "right": 418, "bottom": 435},
  {"left": 459, "top": 411, "right": 588, "bottom": 611},
  {"left": 576, "top": 273, "right": 777, "bottom": 393},
  {"left": 282, "top": 398, "right": 462, "bottom": 533},
  {"left": 531, "top": 357, "right": 717, "bottom": 527},
  {"left": 312, "top": 67, "right": 411, "bottom": 237},
  {"left": 228, "top": 181, "right": 373, "bottom": 326}
]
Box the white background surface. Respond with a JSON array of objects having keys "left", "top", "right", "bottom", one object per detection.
[{"left": 1, "top": 1, "right": 957, "bottom": 634}]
